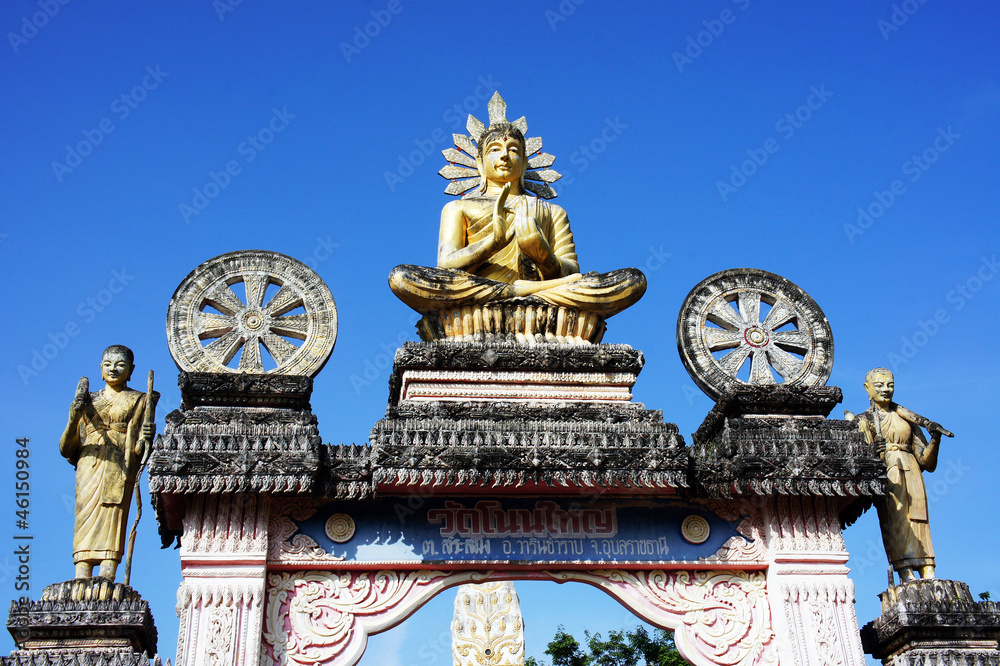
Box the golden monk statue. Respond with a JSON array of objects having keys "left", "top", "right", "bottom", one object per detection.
[
  {"left": 389, "top": 93, "right": 645, "bottom": 342},
  {"left": 59, "top": 345, "right": 157, "bottom": 581},
  {"left": 849, "top": 368, "right": 953, "bottom": 583}
]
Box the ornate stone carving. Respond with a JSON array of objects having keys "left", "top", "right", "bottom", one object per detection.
[
  {"left": 766, "top": 496, "right": 848, "bottom": 555},
  {"left": 262, "top": 569, "right": 779, "bottom": 666},
  {"left": 166, "top": 250, "right": 337, "bottom": 376},
  {"left": 692, "top": 401, "right": 885, "bottom": 520},
  {"left": 416, "top": 302, "right": 609, "bottom": 344},
  {"left": 677, "top": 268, "right": 833, "bottom": 400},
  {"left": 452, "top": 582, "right": 525, "bottom": 666},
  {"left": 547, "top": 570, "right": 777, "bottom": 666},
  {"left": 267, "top": 498, "right": 345, "bottom": 565},
  {"left": 205, "top": 607, "right": 236, "bottom": 666},
  {"left": 696, "top": 499, "right": 768, "bottom": 565},
  {"left": 262, "top": 570, "right": 490, "bottom": 666},
  {"left": 0, "top": 653, "right": 168, "bottom": 665},
  {"left": 5, "top": 580, "right": 158, "bottom": 659},
  {"left": 175, "top": 573, "right": 264, "bottom": 666},
  {"left": 177, "top": 372, "right": 313, "bottom": 410},
  {"left": 179, "top": 494, "right": 269, "bottom": 556},
  {"left": 398, "top": 368, "right": 637, "bottom": 403},
  {"left": 370, "top": 417, "right": 687, "bottom": 491},
  {"left": 391, "top": 340, "right": 644, "bottom": 375},
  {"left": 861, "top": 580, "right": 1000, "bottom": 665},
  {"left": 778, "top": 579, "right": 864, "bottom": 666}
]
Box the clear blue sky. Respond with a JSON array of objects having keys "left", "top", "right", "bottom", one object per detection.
[{"left": 2, "top": 2, "right": 998, "bottom": 664}]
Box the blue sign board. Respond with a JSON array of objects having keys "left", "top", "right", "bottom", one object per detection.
[{"left": 295, "top": 498, "right": 745, "bottom": 564}]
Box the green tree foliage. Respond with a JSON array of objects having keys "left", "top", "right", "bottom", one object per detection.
[{"left": 526, "top": 625, "right": 689, "bottom": 666}]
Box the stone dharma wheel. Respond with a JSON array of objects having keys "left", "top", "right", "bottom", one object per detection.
[
  {"left": 167, "top": 250, "right": 337, "bottom": 376},
  {"left": 676, "top": 268, "right": 833, "bottom": 400}
]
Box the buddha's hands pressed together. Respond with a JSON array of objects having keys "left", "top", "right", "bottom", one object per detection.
[{"left": 513, "top": 197, "right": 557, "bottom": 272}]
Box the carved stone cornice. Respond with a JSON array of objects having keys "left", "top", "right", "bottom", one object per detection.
[
  {"left": 692, "top": 401, "right": 885, "bottom": 523},
  {"left": 388, "top": 341, "right": 644, "bottom": 405},
  {"left": 5, "top": 580, "right": 157, "bottom": 658},
  {"left": 861, "top": 579, "right": 1000, "bottom": 661},
  {"left": 178, "top": 372, "right": 313, "bottom": 410},
  {"left": 369, "top": 414, "right": 687, "bottom": 491},
  {"left": 0, "top": 653, "right": 167, "bottom": 665},
  {"left": 387, "top": 399, "right": 664, "bottom": 424}
]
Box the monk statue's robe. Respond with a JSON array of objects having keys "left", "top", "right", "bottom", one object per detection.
[
  {"left": 857, "top": 406, "right": 936, "bottom": 571},
  {"left": 60, "top": 388, "right": 155, "bottom": 566}
]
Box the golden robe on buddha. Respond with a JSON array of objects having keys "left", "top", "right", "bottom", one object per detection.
[{"left": 389, "top": 194, "right": 645, "bottom": 318}]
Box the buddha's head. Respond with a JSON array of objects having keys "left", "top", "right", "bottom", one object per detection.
[
  {"left": 475, "top": 123, "right": 527, "bottom": 195},
  {"left": 864, "top": 367, "right": 894, "bottom": 407},
  {"left": 101, "top": 344, "right": 135, "bottom": 387}
]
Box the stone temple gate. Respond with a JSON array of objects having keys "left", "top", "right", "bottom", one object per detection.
[
  {"left": 141, "top": 253, "right": 882, "bottom": 666},
  {"left": 6, "top": 95, "right": 999, "bottom": 666}
]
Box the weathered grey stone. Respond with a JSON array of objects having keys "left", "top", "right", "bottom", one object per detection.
[
  {"left": 3, "top": 580, "right": 158, "bottom": 665},
  {"left": 148, "top": 372, "right": 367, "bottom": 547},
  {"left": 861, "top": 579, "right": 1000, "bottom": 665},
  {"left": 691, "top": 386, "right": 885, "bottom": 525},
  {"left": 371, "top": 341, "right": 687, "bottom": 492}
]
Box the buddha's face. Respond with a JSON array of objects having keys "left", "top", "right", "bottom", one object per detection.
[
  {"left": 864, "top": 372, "right": 894, "bottom": 405},
  {"left": 479, "top": 134, "right": 525, "bottom": 185},
  {"left": 101, "top": 351, "right": 133, "bottom": 388}
]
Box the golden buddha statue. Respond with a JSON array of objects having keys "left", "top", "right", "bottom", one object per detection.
[{"left": 389, "top": 93, "right": 645, "bottom": 343}]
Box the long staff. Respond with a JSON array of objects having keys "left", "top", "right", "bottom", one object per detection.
[{"left": 124, "top": 370, "right": 154, "bottom": 587}]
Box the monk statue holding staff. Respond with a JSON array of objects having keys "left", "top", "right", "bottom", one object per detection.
[{"left": 60, "top": 345, "right": 157, "bottom": 581}]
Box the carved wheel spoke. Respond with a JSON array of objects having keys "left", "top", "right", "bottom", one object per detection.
[
  {"left": 762, "top": 300, "right": 796, "bottom": 329},
  {"left": 271, "top": 313, "right": 310, "bottom": 340},
  {"left": 261, "top": 331, "right": 299, "bottom": 366},
  {"left": 766, "top": 344, "right": 804, "bottom": 381},
  {"left": 265, "top": 284, "right": 303, "bottom": 317},
  {"left": 197, "top": 312, "right": 235, "bottom": 339},
  {"left": 677, "top": 268, "right": 834, "bottom": 399},
  {"left": 706, "top": 300, "right": 743, "bottom": 331},
  {"left": 718, "top": 345, "right": 751, "bottom": 375},
  {"left": 244, "top": 273, "right": 268, "bottom": 309},
  {"left": 204, "top": 330, "right": 244, "bottom": 365},
  {"left": 205, "top": 283, "right": 244, "bottom": 316},
  {"left": 238, "top": 338, "right": 263, "bottom": 372},
  {"left": 749, "top": 349, "right": 775, "bottom": 384},
  {"left": 771, "top": 330, "right": 810, "bottom": 353},
  {"left": 703, "top": 328, "right": 742, "bottom": 352},
  {"left": 737, "top": 291, "right": 760, "bottom": 326},
  {"left": 167, "top": 250, "right": 338, "bottom": 376}
]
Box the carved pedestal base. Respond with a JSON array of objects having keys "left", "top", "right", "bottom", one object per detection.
[
  {"left": 417, "top": 302, "right": 606, "bottom": 344},
  {"left": 861, "top": 579, "right": 1000, "bottom": 665},
  {"left": 2, "top": 579, "right": 161, "bottom": 665}
]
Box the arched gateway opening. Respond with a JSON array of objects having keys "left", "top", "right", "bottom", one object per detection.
[
  {"left": 363, "top": 580, "right": 682, "bottom": 665},
  {"left": 262, "top": 569, "right": 772, "bottom": 666}
]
